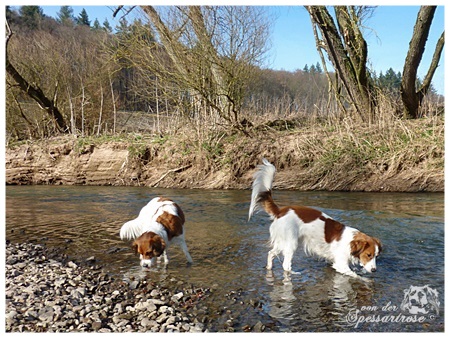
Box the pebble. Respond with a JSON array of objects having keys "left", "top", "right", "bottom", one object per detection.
[{"left": 5, "top": 242, "right": 210, "bottom": 333}]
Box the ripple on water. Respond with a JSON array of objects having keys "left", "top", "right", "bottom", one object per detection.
[{"left": 5, "top": 186, "right": 444, "bottom": 332}]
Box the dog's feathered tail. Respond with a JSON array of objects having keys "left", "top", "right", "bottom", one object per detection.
[
  {"left": 248, "top": 158, "right": 280, "bottom": 221},
  {"left": 120, "top": 219, "right": 144, "bottom": 240}
]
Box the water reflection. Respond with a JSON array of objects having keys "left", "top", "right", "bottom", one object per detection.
[
  {"left": 264, "top": 267, "right": 377, "bottom": 331},
  {"left": 265, "top": 271, "right": 297, "bottom": 324},
  {"left": 5, "top": 186, "right": 444, "bottom": 332}
]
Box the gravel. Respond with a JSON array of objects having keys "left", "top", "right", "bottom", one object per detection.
[{"left": 5, "top": 241, "right": 209, "bottom": 333}]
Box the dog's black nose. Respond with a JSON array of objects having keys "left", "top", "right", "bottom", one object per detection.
[{"left": 371, "top": 267, "right": 377, "bottom": 272}]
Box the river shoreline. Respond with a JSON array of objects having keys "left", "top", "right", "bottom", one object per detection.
[
  {"left": 5, "top": 241, "right": 211, "bottom": 333},
  {"left": 5, "top": 186, "right": 444, "bottom": 332},
  {"left": 5, "top": 120, "right": 444, "bottom": 193},
  {"left": 5, "top": 241, "right": 278, "bottom": 333}
]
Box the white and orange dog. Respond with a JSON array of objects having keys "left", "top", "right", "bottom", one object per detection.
[
  {"left": 120, "top": 197, "right": 193, "bottom": 267},
  {"left": 249, "top": 159, "right": 381, "bottom": 277}
]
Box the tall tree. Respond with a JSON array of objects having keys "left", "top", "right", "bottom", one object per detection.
[
  {"left": 306, "top": 6, "right": 375, "bottom": 122},
  {"left": 19, "top": 6, "right": 45, "bottom": 30},
  {"left": 315, "top": 62, "right": 322, "bottom": 73},
  {"left": 92, "top": 18, "right": 101, "bottom": 30},
  {"left": 103, "top": 18, "right": 112, "bottom": 33},
  {"left": 57, "top": 6, "right": 74, "bottom": 26},
  {"left": 6, "top": 6, "right": 20, "bottom": 26},
  {"left": 379, "top": 68, "right": 402, "bottom": 91},
  {"left": 401, "top": 6, "right": 444, "bottom": 119},
  {"left": 5, "top": 22, "right": 69, "bottom": 132},
  {"left": 76, "top": 8, "right": 91, "bottom": 27},
  {"left": 118, "top": 6, "right": 271, "bottom": 132}
]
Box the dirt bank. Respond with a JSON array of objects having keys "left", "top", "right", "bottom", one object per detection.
[{"left": 5, "top": 119, "right": 444, "bottom": 192}]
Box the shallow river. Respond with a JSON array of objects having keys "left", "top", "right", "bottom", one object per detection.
[{"left": 5, "top": 186, "right": 444, "bottom": 332}]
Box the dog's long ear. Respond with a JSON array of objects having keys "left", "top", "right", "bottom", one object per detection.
[
  {"left": 373, "top": 237, "right": 382, "bottom": 253},
  {"left": 152, "top": 237, "right": 166, "bottom": 257},
  {"left": 350, "top": 239, "right": 368, "bottom": 257},
  {"left": 131, "top": 242, "right": 139, "bottom": 254}
]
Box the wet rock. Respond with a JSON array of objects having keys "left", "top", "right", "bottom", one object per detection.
[
  {"left": 106, "top": 247, "right": 124, "bottom": 254},
  {"left": 190, "top": 322, "right": 205, "bottom": 333},
  {"left": 129, "top": 280, "right": 140, "bottom": 290},
  {"left": 249, "top": 298, "right": 262, "bottom": 308},
  {"left": 242, "top": 324, "right": 252, "bottom": 332},
  {"left": 150, "top": 289, "right": 161, "bottom": 297},
  {"left": 253, "top": 321, "right": 265, "bottom": 332},
  {"left": 67, "top": 261, "right": 77, "bottom": 269},
  {"left": 171, "top": 291, "right": 184, "bottom": 302}
]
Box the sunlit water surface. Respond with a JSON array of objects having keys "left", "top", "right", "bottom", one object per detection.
[{"left": 5, "top": 186, "right": 444, "bottom": 332}]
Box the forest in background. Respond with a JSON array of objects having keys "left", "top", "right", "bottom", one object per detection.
[
  {"left": 5, "top": 5, "right": 444, "bottom": 141},
  {"left": 4, "top": 6, "right": 444, "bottom": 192}
]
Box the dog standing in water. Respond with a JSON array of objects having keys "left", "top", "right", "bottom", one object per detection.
[
  {"left": 248, "top": 159, "right": 381, "bottom": 277},
  {"left": 120, "top": 197, "right": 193, "bottom": 268}
]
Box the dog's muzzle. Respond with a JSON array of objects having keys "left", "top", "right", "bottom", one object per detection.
[{"left": 140, "top": 258, "right": 153, "bottom": 268}]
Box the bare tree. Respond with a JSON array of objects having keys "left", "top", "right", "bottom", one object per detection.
[
  {"left": 306, "top": 6, "right": 375, "bottom": 122},
  {"left": 401, "top": 6, "right": 444, "bottom": 118},
  {"left": 6, "top": 17, "right": 118, "bottom": 138},
  {"left": 114, "top": 6, "right": 271, "bottom": 133},
  {"left": 6, "top": 21, "right": 69, "bottom": 132}
]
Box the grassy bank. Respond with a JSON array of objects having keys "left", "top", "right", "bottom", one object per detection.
[{"left": 6, "top": 114, "right": 444, "bottom": 192}]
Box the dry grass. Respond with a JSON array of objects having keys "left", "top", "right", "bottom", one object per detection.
[
  {"left": 8, "top": 99, "right": 444, "bottom": 192},
  {"left": 105, "top": 105, "right": 444, "bottom": 192},
  {"left": 284, "top": 114, "right": 444, "bottom": 191},
  {"left": 134, "top": 106, "right": 444, "bottom": 191}
]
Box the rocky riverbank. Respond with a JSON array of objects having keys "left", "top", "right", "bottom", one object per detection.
[
  {"left": 5, "top": 241, "right": 209, "bottom": 333},
  {"left": 5, "top": 241, "right": 278, "bottom": 333}
]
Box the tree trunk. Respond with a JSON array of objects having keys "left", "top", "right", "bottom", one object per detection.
[
  {"left": 401, "top": 6, "right": 438, "bottom": 119},
  {"left": 6, "top": 57, "right": 68, "bottom": 132},
  {"left": 420, "top": 31, "right": 444, "bottom": 96},
  {"left": 141, "top": 6, "right": 236, "bottom": 128},
  {"left": 306, "top": 6, "right": 374, "bottom": 122},
  {"left": 5, "top": 28, "right": 68, "bottom": 132}
]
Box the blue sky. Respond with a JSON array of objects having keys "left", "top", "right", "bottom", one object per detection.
[
  {"left": 268, "top": 6, "right": 445, "bottom": 94},
  {"left": 17, "top": 5, "right": 446, "bottom": 94}
]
